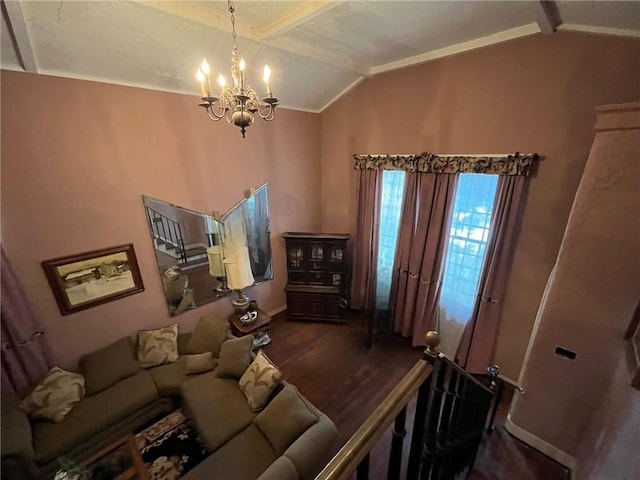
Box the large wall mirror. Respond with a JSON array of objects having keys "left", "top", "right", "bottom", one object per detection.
[{"left": 142, "top": 184, "right": 272, "bottom": 316}]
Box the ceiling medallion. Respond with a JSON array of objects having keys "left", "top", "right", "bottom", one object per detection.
[{"left": 196, "top": 0, "right": 278, "bottom": 138}]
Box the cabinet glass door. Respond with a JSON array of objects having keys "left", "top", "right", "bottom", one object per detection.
[{"left": 287, "top": 246, "right": 305, "bottom": 283}]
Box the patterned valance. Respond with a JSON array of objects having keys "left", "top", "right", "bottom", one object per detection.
[{"left": 353, "top": 151, "right": 539, "bottom": 176}]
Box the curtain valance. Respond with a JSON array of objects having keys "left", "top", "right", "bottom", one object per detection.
[{"left": 353, "top": 151, "right": 539, "bottom": 176}]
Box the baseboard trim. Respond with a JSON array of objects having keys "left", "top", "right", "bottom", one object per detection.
[
  {"left": 505, "top": 415, "right": 577, "bottom": 479},
  {"left": 267, "top": 304, "right": 287, "bottom": 317}
]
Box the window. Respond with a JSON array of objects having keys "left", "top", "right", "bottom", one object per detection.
[
  {"left": 374, "top": 172, "right": 498, "bottom": 328},
  {"left": 440, "top": 173, "right": 498, "bottom": 324},
  {"left": 375, "top": 170, "right": 406, "bottom": 311}
]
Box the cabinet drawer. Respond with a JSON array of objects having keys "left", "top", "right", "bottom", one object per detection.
[{"left": 286, "top": 292, "right": 346, "bottom": 322}]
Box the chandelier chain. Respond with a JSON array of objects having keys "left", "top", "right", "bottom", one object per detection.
[{"left": 228, "top": 0, "right": 237, "bottom": 49}]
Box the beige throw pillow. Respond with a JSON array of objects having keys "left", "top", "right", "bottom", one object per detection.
[
  {"left": 185, "top": 352, "right": 215, "bottom": 374},
  {"left": 217, "top": 335, "right": 253, "bottom": 379},
  {"left": 20, "top": 367, "right": 85, "bottom": 422},
  {"left": 239, "top": 350, "right": 282, "bottom": 412},
  {"left": 137, "top": 324, "right": 179, "bottom": 368},
  {"left": 254, "top": 384, "right": 319, "bottom": 455},
  {"left": 186, "top": 316, "right": 230, "bottom": 357}
]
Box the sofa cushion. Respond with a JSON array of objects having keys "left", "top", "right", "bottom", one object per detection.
[
  {"left": 239, "top": 350, "right": 282, "bottom": 412},
  {"left": 137, "top": 324, "right": 179, "bottom": 368},
  {"left": 80, "top": 337, "right": 141, "bottom": 395},
  {"left": 217, "top": 335, "right": 253, "bottom": 379},
  {"left": 181, "top": 424, "right": 276, "bottom": 480},
  {"left": 181, "top": 373, "right": 255, "bottom": 452},
  {"left": 32, "top": 371, "right": 158, "bottom": 465},
  {"left": 147, "top": 356, "right": 188, "bottom": 396},
  {"left": 185, "top": 353, "right": 216, "bottom": 375},
  {"left": 20, "top": 367, "right": 85, "bottom": 423},
  {"left": 186, "top": 316, "right": 229, "bottom": 357},
  {"left": 177, "top": 332, "right": 192, "bottom": 355},
  {"left": 254, "top": 384, "right": 319, "bottom": 456}
]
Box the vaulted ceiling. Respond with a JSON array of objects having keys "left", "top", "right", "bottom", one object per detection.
[{"left": 2, "top": 1, "right": 639, "bottom": 113}]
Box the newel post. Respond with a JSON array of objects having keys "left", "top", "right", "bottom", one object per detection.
[
  {"left": 424, "top": 330, "right": 441, "bottom": 363},
  {"left": 486, "top": 364, "right": 503, "bottom": 433},
  {"left": 406, "top": 330, "right": 441, "bottom": 480}
]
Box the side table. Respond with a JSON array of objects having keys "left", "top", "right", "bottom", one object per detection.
[{"left": 228, "top": 308, "right": 271, "bottom": 338}]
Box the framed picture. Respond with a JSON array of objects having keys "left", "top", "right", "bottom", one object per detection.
[
  {"left": 42, "top": 244, "right": 144, "bottom": 316},
  {"left": 624, "top": 301, "right": 640, "bottom": 389}
]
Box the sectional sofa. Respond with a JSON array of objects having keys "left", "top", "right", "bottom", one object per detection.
[{"left": 1, "top": 316, "right": 337, "bottom": 480}]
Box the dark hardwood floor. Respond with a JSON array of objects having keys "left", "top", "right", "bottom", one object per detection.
[{"left": 262, "top": 310, "right": 569, "bottom": 480}]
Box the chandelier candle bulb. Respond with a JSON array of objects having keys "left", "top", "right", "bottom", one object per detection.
[
  {"left": 196, "top": 69, "right": 207, "bottom": 98},
  {"left": 263, "top": 65, "right": 272, "bottom": 97},
  {"left": 200, "top": 59, "right": 212, "bottom": 96},
  {"left": 239, "top": 58, "right": 245, "bottom": 92}
]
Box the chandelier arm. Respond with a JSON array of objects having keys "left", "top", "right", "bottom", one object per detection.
[
  {"left": 256, "top": 103, "right": 276, "bottom": 121},
  {"left": 204, "top": 102, "right": 228, "bottom": 121}
]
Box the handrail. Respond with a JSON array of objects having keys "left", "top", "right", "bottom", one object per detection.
[{"left": 315, "top": 358, "right": 434, "bottom": 480}]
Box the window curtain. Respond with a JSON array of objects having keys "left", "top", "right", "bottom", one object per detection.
[
  {"left": 457, "top": 175, "right": 528, "bottom": 373},
  {"left": 1, "top": 246, "right": 55, "bottom": 396},
  {"left": 391, "top": 172, "right": 458, "bottom": 346},
  {"left": 351, "top": 170, "right": 383, "bottom": 343}
]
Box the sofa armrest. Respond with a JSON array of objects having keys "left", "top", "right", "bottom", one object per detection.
[
  {"left": 1, "top": 394, "right": 36, "bottom": 479},
  {"left": 282, "top": 413, "right": 337, "bottom": 480},
  {"left": 1, "top": 395, "right": 34, "bottom": 459}
]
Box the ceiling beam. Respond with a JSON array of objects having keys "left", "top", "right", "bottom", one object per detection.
[
  {"left": 261, "top": 1, "right": 346, "bottom": 40},
  {"left": 139, "top": 0, "right": 367, "bottom": 76},
  {"left": 269, "top": 36, "right": 369, "bottom": 77},
  {"left": 370, "top": 24, "right": 541, "bottom": 76},
  {"left": 535, "top": 1, "right": 562, "bottom": 34},
  {"left": 3, "top": 0, "right": 38, "bottom": 72}
]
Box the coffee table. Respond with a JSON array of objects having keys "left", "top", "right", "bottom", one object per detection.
[{"left": 82, "top": 434, "right": 147, "bottom": 480}]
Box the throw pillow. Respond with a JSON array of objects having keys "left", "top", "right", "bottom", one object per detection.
[
  {"left": 80, "top": 337, "right": 141, "bottom": 395},
  {"left": 254, "top": 384, "right": 319, "bottom": 455},
  {"left": 239, "top": 350, "right": 282, "bottom": 412},
  {"left": 186, "top": 315, "right": 229, "bottom": 357},
  {"left": 20, "top": 367, "right": 85, "bottom": 422},
  {"left": 217, "top": 335, "right": 253, "bottom": 379},
  {"left": 185, "top": 352, "right": 215, "bottom": 374},
  {"left": 137, "top": 324, "right": 179, "bottom": 368}
]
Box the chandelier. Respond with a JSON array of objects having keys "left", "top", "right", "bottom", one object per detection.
[{"left": 196, "top": 0, "right": 279, "bottom": 138}]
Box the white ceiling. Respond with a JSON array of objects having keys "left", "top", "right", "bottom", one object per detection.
[{"left": 2, "top": 1, "right": 639, "bottom": 113}]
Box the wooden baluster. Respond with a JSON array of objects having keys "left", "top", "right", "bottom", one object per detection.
[
  {"left": 486, "top": 364, "right": 503, "bottom": 433},
  {"left": 387, "top": 406, "right": 407, "bottom": 480},
  {"left": 357, "top": 453, "right": 370, "bottom": 480}
]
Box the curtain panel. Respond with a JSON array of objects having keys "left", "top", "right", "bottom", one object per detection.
[
  {"left": 392, "top": 173, "right": 458, "bottom": 346},
  {"left": 351, "top": 169, "right": 383, "bottom": 317},
  {"left": 1, "top": 247, "right": 55, "bottom": 396},
  {"left": 354, "top": 152, "right": 538, "bottom": 176},
  {"left": 457, "top": 175, "right": 529, "bottom": 373}
]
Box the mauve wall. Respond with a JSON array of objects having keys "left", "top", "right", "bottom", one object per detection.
[
  {"left": 0, "top": 70, "right": 321, "bottom": 368},
  {"left": 319, "top": 32, "right": 640, "bottom": 378},
  {"left": 510, "top": 103, "right": 640, "bottom": 477}
]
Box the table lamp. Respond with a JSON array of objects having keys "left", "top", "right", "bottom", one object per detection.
[
  {"left": 207, "top": 245, "right": 229, "bottom": 293},
  {"left": 224, "top": 244, "right": 255, "bottom": 313}
]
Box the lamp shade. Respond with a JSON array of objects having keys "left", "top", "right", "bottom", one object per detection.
[
  {"left": 207, "top": 246, "right": 224, "bottom": 277},
  {"left": 224, "top": 244, "right": 254, "bottom": 290}
]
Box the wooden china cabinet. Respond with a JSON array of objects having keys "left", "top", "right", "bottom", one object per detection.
[{"left": 282, "top": 232, "right": 351, "bottom": 323}]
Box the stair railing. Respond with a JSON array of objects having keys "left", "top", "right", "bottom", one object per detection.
[
  {"left": 316, "top": 331, "right": 497, "bottom": 480},
  {"left": 145, "top": 206, "right": 187, "bottom": 263}
]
